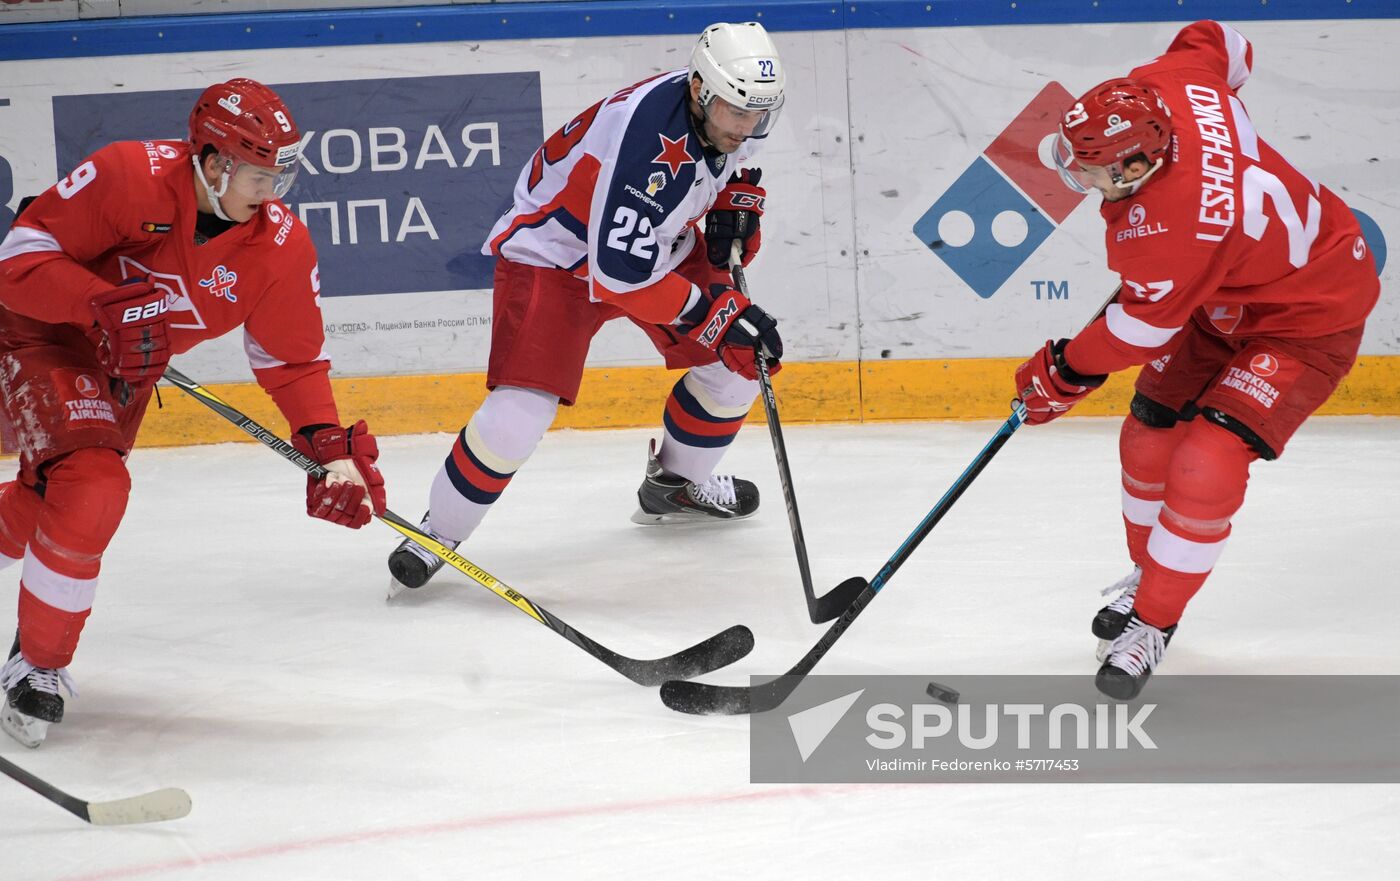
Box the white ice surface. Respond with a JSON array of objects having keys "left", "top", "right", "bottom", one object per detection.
[{"left": 2, "top": 417, "right": 1397, "bottom": 880}]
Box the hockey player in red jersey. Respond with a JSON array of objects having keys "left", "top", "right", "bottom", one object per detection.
[
  {"left": 0, "top": 79, "right": 388, "bottom": 746},
  {"left": 388, "top": 22, "right": 786, "bottom": 591},
  {"left": 1017, "top": 21, "right": 1380, "bottom": 699}
]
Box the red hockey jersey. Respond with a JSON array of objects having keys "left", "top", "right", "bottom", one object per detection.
[
  {"left": 0, "top": 140, "right": 337, "bottom": 429},
  {"left": 1065, "top": 20, "right": 1380, "bottom": 376}
]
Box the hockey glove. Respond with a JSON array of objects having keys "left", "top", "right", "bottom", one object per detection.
[
  {"left": 706, "top": 169, "right": 765, "bottom": 268},
  {"left": 291, "top": 420, "right": 387, "bottom": 529},
  {"left": 89, "top": 277, "right": 171, "bottom": 389},
  {"left": 678, "top": 283, "right": 783, "bottom": 380},
  {"left": 1014, "top": 338, "right": 1107, "bottom": 425}
]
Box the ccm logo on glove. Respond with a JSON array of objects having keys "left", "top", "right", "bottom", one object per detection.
[{"left": 696, "top": 298, "right": 740, "bottom": 348}]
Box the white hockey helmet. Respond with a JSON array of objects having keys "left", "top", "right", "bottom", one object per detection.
[{"left": 689, "top": 21, "right": 785, "bottom": 139}]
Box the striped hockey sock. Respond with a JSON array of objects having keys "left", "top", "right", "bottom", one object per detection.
[{"left": 657, "top": 370, "right": 752, "bottom": 483}]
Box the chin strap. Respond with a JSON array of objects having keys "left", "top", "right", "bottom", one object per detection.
[
  {"left": 1114, "top": 157, "right": 1165, "bottom": 195},
  {"left": 190, "top": 155, "right": 233, "bottom": 221}
]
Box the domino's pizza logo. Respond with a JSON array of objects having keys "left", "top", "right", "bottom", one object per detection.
[{"left": 914, "top": 83, "right": 1090, "bottom": 299}]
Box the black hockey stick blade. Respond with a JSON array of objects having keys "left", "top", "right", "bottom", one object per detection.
[
  {"left": 0, "top": 756, "right": 191, "bottom": 826},
  {"left": 807, "top": 575, "right": 869, "bottom": 623},
  {"left": 660, "top": 580, "right": 876, "bottom": 715},
  {"left": 566, "top": 619, "right": 756, "bottom": 687}
]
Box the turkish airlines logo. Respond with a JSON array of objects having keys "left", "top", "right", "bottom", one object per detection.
[
  {"left": 75, "top": 374, "right": 101, "bottom": 399},
  {"left": 1249, "top": 353, "right": 1279, "bottom": 377}
]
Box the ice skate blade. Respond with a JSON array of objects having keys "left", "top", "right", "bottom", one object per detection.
[
  {"left": 386, "top": 576, "right": 410, "bottom": 601},
  {"left": 1, "top": 703, "right": 50, "bottom": 749},
  {"left": 629, "top": 506, "right": 757, "bottom": 526},
  {"left": 1095, "top": 638, "right": 1112, "bottom": 663}
]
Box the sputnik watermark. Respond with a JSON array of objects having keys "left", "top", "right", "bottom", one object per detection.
[
  {"left": 752, "top": 675, "right": 1400, "bottom": 784},
  {"left": 864, "top": 700, "right": 1156, "bottom": 751}
]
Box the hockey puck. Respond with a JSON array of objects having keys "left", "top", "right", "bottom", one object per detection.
[{"left": 925, "top": 681, "right": 960, "bottom": 703}]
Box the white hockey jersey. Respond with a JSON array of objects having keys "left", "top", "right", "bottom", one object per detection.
[{"left": 483, "top": 70, "right": 763, "bottom": 324}]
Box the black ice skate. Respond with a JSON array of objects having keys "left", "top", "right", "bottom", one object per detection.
[
  {"left": 631, "top": 440, "right": 759, "bottom": 525},
  {"left": 1093, "top": 565, "right": 1142, "bottom": 660},
  {"left": 1, "top": 637, "right": 76, "bottom": 749},
  {"left": 386, "top": 512, "right": 459, "bottom": 596},
  {"left": 1095, "top": 612, "right": 1177, "bottom": 701}
]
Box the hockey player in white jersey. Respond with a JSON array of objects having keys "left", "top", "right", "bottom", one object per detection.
[{"left": 389, "top": 22, "right": 787, "bottom": 590}]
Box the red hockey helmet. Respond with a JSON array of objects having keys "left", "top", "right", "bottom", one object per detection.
[
  {"left": 1051, "top": 78, "right": 1172, "bottom": 195},
  {"left": 1060, "top": 78, "right": 1171, "bottom": 166},
  {"left": 188, "top": 78, "right": 301, "bottom": 198}
]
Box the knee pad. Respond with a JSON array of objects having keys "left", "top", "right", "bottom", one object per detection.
[
  {"left": 1201, "top": 407, "right": 1279, "bottom": 460},
  {"left": 472, "top": 386, "right": 559, "bottom": 462},
  {"left": 32, "top": 447, "right": 131, "bottom": 577},
  {"left": 683, "top": 361, "right": 758, "bottom": 414},
  {"left": 1129, "top": 392, "right": 1185, "bottom": 429},
  {"left": 1163, "top": 420, "right": 1257, "bottom": 529}
]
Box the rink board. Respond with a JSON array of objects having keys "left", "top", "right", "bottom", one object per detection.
[{"left": 0, "top": 1, "right": 1395, "bottom": 447}]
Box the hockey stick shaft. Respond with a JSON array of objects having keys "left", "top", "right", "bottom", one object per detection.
[
  {"left": 660, "top": 405, "right": 1024, "bottom": 715},
  {"left": 730, "top": 244, "right": 861, "bottom": 623},
  {"left": 161, "top": 367, "right": 753, "bottom": 686},
  {"left": 0, "top": 755, "right": 191, "bottom": 825},
  {"left": 661, "top": 287, "right": 1126, "bottom": 713},
  {"left": 869, "top": 402, "right": 1027, "bottom": 592}
]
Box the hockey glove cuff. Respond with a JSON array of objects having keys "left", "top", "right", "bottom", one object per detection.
[
  {"left": 1014, "top": 338, "right": 1107, "bottom": 425},
  {"left": 292, "top": 420, "right": 387, "bottom": 529}
]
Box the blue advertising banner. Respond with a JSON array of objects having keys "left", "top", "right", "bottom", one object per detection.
[{"left": 52, "top": 73, "right": 543, "bottom": 297}]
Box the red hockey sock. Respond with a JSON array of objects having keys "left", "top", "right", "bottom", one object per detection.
[
  {"left": 18, "top": 448, "right": 131, "bottom": 669},
  {"left": 1118, "top": 415, "right": 1187, "bottom": 566},
  {"left": 1135, "top": 421, "right": 1257, "bottom": 628}
]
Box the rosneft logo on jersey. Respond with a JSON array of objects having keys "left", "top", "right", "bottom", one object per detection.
[{"left": 913, "top": 83, "right": 1089, "bottom": 299}]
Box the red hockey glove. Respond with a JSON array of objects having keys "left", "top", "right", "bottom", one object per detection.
[
  {"left": 291, "top": 420, "right": 387, "bottom": 529},
  {"left": 89, "top": 277, "right": 171, "bottom": 389},
  {"left": 706, "top": 169, "right": 765, "bottom": 267},
  {"left": 1014, "top": 339, "right": 1107, "bottom": 425},
  {"left": 677, "top": 283, "right": 783, "bottom": 380}
]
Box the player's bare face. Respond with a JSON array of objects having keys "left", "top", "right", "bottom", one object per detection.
[
  {"left": 703, "top": 99, "right": 765, "bottom": 153},
  {"left": 200, "top": 155, "right": 297, "bottom": 222},
  {"left": 225, "top": 161, "right": 293, "bottom": 219}
]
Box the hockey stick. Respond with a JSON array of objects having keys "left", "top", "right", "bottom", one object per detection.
[
  {"left": 0, "top": 754, "right": 191, "bottom": 825},
  {"left": 660, "top": 402, "right": 1028, "bottom": 714},
  {"left": 661, "top": 287, "right": 1125, "bottom": 714},
  {"left": 730, "top": 243, "right": 862, "bottom": 623},
  {"left": 161, "top": 367, "right": 754, "bottom": 687}
]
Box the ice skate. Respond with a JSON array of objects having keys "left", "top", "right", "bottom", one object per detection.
[
  {"left": 1, "top": 639, "right": 76, "bottom": 749},
  {"left": 386, "top": 512, "right": 459, "bottom": 597},
  {"left": 1095, "top": 612, "right": 1177, "bottom": 701},
  {"left": 1094, "top": 565, "right": 1142, "bottom": 660},
  {"left": 631, "top": 440, "right": 759, "bottom": 524}
]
